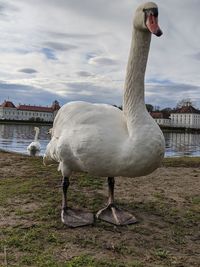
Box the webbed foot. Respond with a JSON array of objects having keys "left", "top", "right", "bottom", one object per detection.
[
  {"left": 61, "top": 208, "right": 94, "bottom": 228},
  {"left": 96, "top": 204, "right": 137, "bottom": 226}
]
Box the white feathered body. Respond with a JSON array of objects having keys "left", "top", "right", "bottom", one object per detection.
[
  {"left": 27, "top": 140, "right": 41, "bottom": 152},
  {"left": 44, "top": 101, "right": 164, "bottom": 177}
]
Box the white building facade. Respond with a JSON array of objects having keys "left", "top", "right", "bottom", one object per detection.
[
  {"left": 151, "top": 104, "right": 200, "bottom": 129},
  {"left": 154, "top": 117, "right": 171, "bottom": 127},
  {"left": 0, "top": 100, "right": 60, "bottom": 122},
  {"left": 170, "top": 105, "right": 200, "bottom": 129},
  {"left": 150, "top": 112, "right": 171, "bottom": 127}
]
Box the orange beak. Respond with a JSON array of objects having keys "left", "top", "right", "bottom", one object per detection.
[{"left": 146, "top": 14, "right": 163, "bottom": 37}]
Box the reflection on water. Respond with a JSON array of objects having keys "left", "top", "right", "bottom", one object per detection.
[
  {"left": 164, "top": 131, "right": 200, "bottom": 157},
  {"left": 0, "top": 124, "right": 51, "bottom": 156},
  {"left": 0, "top": 124, "right": 200, "bottom": 157}
]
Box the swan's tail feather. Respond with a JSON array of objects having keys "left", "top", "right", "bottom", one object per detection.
[{"left": 43, "top": 137, "right": 59, "bottom": 166}]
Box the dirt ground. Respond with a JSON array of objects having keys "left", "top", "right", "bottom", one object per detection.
[{"left": 0, "top": 151, "right": 199, "bottom": 267}]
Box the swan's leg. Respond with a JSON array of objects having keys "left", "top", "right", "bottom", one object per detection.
[
  {"left": 61, "top": 176, "right": 94, "bottom": 228},
  {"left": 96, "top": 177, "right": 137, "bottom": 225},
  {"left": 62, "top": 176, "right": 69, "bottom": 210},
  {"left": 108, "top": 177, "right": 115, "bottom": 205}
]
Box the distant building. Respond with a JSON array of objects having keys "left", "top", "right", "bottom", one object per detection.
[
  {"left": 170, "top": 103, "right": 200, "bottom": 129},
  {"left": 0, "top": 100, "right": 60, "bottom": 122},
  {"left": 150, "top": 111, "right": 171, "bottom": 127},
  {"left": 151, "top": 103, "right": 200, "bottom": 129}
]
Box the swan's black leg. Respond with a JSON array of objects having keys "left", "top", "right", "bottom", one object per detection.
[
  {"left": 96, "top": 177, "right": 137, "bottom": 225},
  {"left": 61, "top": 176, "right": 94, "bottom": 228},
  {"left": 62, "top": 177, "right": 69, "bottom": 210},
  {"left": 108, "top": 177, "right": 115, "bottom": 205}
]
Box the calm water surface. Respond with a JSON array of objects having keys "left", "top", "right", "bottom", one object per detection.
[
  {"left": 0, "top": 124, "right": 51, "bottom": 156},
  {"left": 0, "top": 124, "right": 200, "bottom": 157}
]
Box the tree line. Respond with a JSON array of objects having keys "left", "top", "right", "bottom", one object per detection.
[{"left": 114, "top": 99, "right": 196, "bottom": 115}]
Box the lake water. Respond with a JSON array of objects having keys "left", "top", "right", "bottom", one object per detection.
[
  {"left": 0, "top": 124, "right": 51, "bottom": 156},
  {"left": 0, "top": 124, "right": 200, "bottom": 157}
]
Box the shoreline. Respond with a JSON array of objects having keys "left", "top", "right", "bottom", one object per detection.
[
  {"left": 1, "top": 120, "right": 200, "bottom": 133},
  {"left": 0, "top": 149, "right": 200, "bottom": 167},
  {"left": 0, "top": 119, "right": 52, "bottom": 126},
  {"left": 161, "top": 126, "right": 200, "bottom": 134}
]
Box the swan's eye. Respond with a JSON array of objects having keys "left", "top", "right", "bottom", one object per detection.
[
  {"left": 143, "top": 8, "right": 158, "bottom": 18},
  {"left": 153, "top": 10, "right": 158, "bottom": 18}
]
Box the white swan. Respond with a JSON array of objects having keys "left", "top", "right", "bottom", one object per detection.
[
  {"left": 27, "top": 127, "right": 41, "bottom": 155},
  {"left": 44, "top": 2, "right": 165, "bottom": 227}
]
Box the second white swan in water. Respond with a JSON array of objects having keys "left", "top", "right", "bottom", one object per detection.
[
  {"left": 27, "top": 127, "right": 41, "bottom": 155},
  {"left": 44, "top": 2, "right": 165, "bottom": 227}
]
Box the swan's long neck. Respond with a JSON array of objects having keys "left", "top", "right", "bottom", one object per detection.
[
  {"left": 123, "top": 28, "right": 151, "bottom": 132},
  {"left": 34, "top": 128, "right": 39, "bottom": 141}
]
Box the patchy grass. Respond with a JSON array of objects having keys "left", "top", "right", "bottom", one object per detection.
[
  {"left": 163, "top": 156, "right": 200, "bottom": 167},
  {"left": 0, "top": 151, "right": 200, "bottom": 267}
]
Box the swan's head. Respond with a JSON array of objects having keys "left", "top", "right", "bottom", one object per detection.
[
  {"left": 34, "top": 127, "right": 40, "bottom": 132},
  {"left": 134, "top": 2, "right": 162, "bottom": 37}
]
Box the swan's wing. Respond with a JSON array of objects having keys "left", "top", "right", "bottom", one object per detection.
[
  {"left": 45, "top": 101, "right": 128, "bottom": 174},
  {"left": 52, "top": 101, "right": 127, "bottom": 138}
]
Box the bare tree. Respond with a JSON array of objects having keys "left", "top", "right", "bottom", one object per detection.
[
  {"left": 146, "top": 104, "right": 153, "bottom": 112},
  {"left": 176, "top": 98, "right": 193, "bottom": 108}
]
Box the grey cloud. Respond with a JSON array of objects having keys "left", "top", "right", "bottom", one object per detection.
[
  {"left": 44, "top": 41, "right": 77, "bottom": 51},
  {"left": 147, "top": 82, "right": 200, "bottom": 94},
  {"left": 19, "top": 68, "right": 38, "bottom": 74},
  {"left": 0, "top": 2, "right": 19, "bottom": 18},
  {"left": 0, "top": 81, "right": 64, "bottom": 106},
  {"left": 46, "top": 31, "right": 96, "bottom": 40},
  {"left": 64, "top": 94, "right": 121, "bottom": 106},
  {"left": 192, "top": 52, "right": 200, "bottom": 61},
  {"left": 145, "top": 94, "right": 177, "bottom": 109},
  {"left": 89, "top": 57, "right": 118, "bottom": 66},
  {"left": 0, "top": 4, "right": 5, "bottom": 15},
  {"left": 65, "top": 81, "right": 122, "bottom": 105},
  {"left": 76, "top": 71, "right": 94, "bottom": 77},
  {"left": 146, "top": 82, "right": 200, "bottom": 108},
  {"left": 43, "top": 0, "right": 131, "bottom": 26}
]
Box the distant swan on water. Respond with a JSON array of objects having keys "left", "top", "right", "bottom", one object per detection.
[{"left": 27, "top": 127, "right": 41, "bottom": 156}]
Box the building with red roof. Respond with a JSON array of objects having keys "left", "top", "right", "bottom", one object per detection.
[
  {"left": 170, "top": 103, "right": 200, "bottom": 129},
  {"left": 0, "top": 100, "right": 60, "bottom": 122},
  {"left": 150, "top": 103, "right": 200, "bottom": 129},
  {"left": 1, "top": 101, "right": 16, "bottom": 108}
]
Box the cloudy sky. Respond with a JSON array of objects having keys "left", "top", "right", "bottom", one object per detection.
[{"left": 0, "top": 0, "right": 199, "bottom": 109}]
